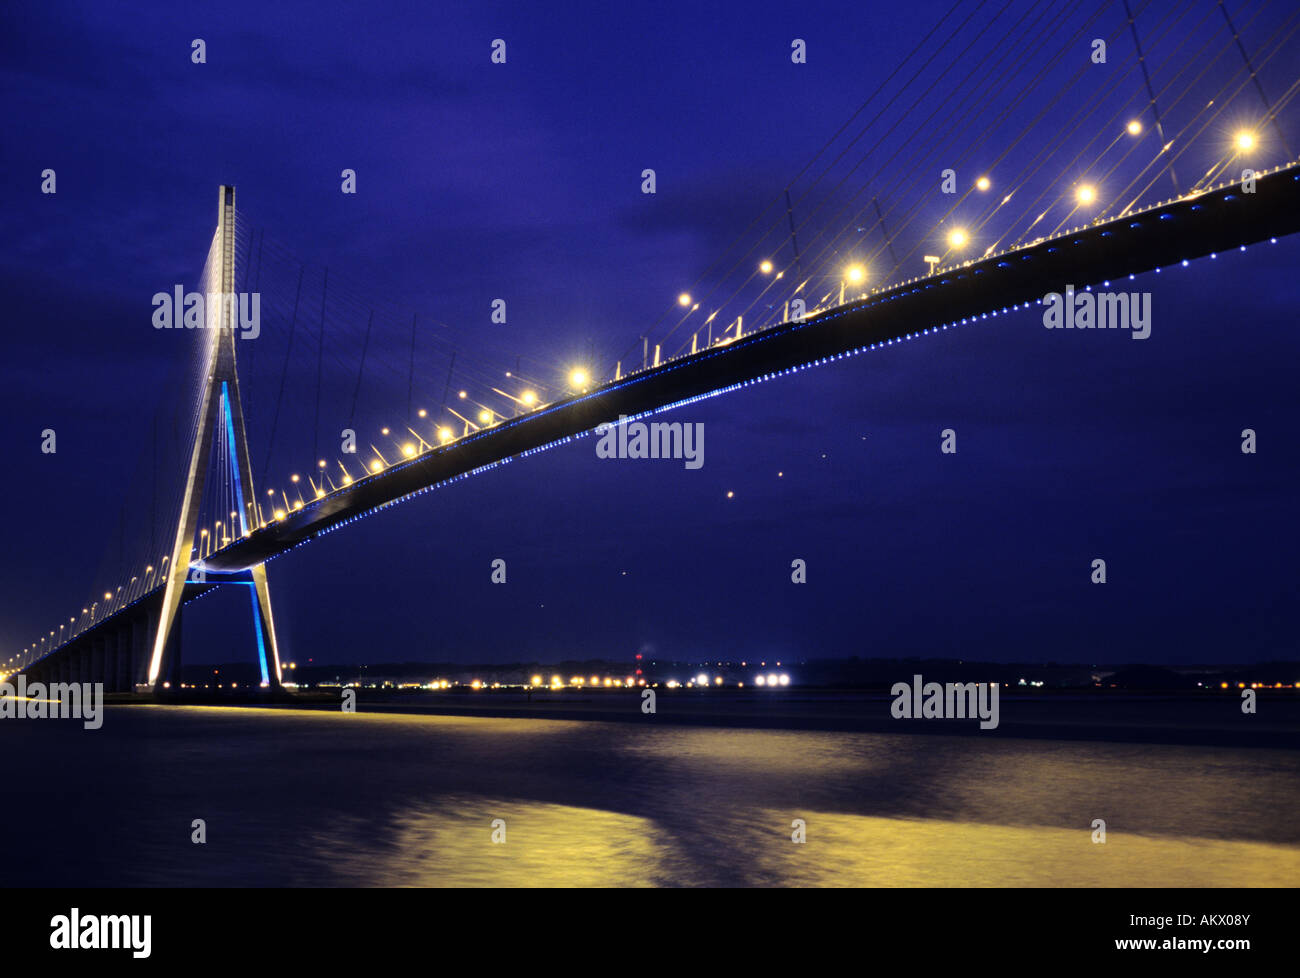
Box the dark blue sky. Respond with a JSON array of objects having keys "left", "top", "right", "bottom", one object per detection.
[{"left": 3, "top": 0, "right": 1297, "bottom": 668}]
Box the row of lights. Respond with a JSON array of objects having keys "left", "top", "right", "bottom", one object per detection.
[
  {"left": 700, "top": 126, "right": 1264, "bottom": 300},
  {"left": 260, "top": 368, "right": 597, "bottom": 522},
  {"left": 528, "top": 675, "right": 643, "bottom": 688}
]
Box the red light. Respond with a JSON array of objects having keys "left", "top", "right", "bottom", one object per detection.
[
  {"left": 635, "top": 669, "right": 642, "bottom": 675},
  {"left": 635, "top": 654, "right": 642, "bottom": 660}
]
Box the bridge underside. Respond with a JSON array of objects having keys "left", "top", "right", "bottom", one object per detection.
[{"left": 22, "top": 584, "right": 213, "bottom": 692}]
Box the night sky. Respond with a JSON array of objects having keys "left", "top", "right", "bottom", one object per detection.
[{"left": 3, "top": 0, "right": 1297, "bottom": 668}]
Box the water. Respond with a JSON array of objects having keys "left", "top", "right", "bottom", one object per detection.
[{"left": 3, "top": 704, "right": 1298, "bottom": 886}]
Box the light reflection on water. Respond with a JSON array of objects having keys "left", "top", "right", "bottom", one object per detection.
[
  {"left": 3, "top": 705, "right": 1297, "bottom": 886},
  {"left": 305, "top": 802, "right": 1300, "bottom": 887}
]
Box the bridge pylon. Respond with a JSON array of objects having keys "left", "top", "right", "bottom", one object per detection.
[{"left": 146, "top": 185, "right": 283, "bottom": 693}]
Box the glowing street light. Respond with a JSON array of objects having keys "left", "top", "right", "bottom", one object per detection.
[
  {"left": 437, "top": 427, "right": 454, "bottom": 443},
  {"left": 947, "top": 228, "right": 968, "bottom": 249},
  {"left": 521, "top": 390, "right": 537, "bottom": 406},
  {"left": 477, "top": 410, "right": 492, "bottom": 425},
  {"left": 569, "top": 368, "right": 589, "bottom": 388},
  {"left": 839, "top": 263, "right": 867, "bottom": 304},
  {"left": 759, "top": 260, "right": 774, "bottom": 275},
  {"left": 1126, "top": 119, "right": 1143, "bottom": 136},
  {"left": 369, "top": 459, "right": 383, "bottom": 473},
  {"left": 1234, "top": 130, "right": 1256, "bottom": 153},
  {"left": 677, "top": 292, "right": 692, "bottom": 307},
  {"left": 402, "top": 443, "right": 416, "bottom": 457},
  {"left": 975, "top": 176, "right": 991, "bottom": 192},
  {"left": 1076, "top": 184, "right": 1097, "bottom": 206}
]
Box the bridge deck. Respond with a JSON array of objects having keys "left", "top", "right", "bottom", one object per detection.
[{"left": 203, "top": 163, "right": 1300, "bottom": 573}]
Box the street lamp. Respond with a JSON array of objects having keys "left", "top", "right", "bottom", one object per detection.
[{"left": 840, "top": 263, "right": 866, "bottom": 304}]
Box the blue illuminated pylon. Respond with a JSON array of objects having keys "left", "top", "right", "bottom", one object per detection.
[{"left": 146, "top": 186, "right": 283, "bottom": 692}]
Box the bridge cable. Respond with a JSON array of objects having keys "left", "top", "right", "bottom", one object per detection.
[
  {"left": 263, "top": 265, "right": 304, "bottom": 483},
  {"left": 1219, "top": 0, "right": 1293, "bottom": 157}
]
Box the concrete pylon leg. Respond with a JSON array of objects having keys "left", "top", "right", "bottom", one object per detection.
[{"left": 250, "top": 564, "right": 283, "bottom": 687}]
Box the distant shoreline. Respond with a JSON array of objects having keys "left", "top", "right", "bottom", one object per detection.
[{"left": 109, "top": 687, "right": 1300, "bottom": 750}]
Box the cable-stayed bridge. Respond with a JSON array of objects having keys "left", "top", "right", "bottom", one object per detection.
[{"left": 8, "top": 0, "right": 1300, "bottom": 693}]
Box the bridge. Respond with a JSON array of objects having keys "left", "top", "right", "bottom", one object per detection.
[{"left": 8, "top": 1, "right": 1300, "bottom": 693}]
